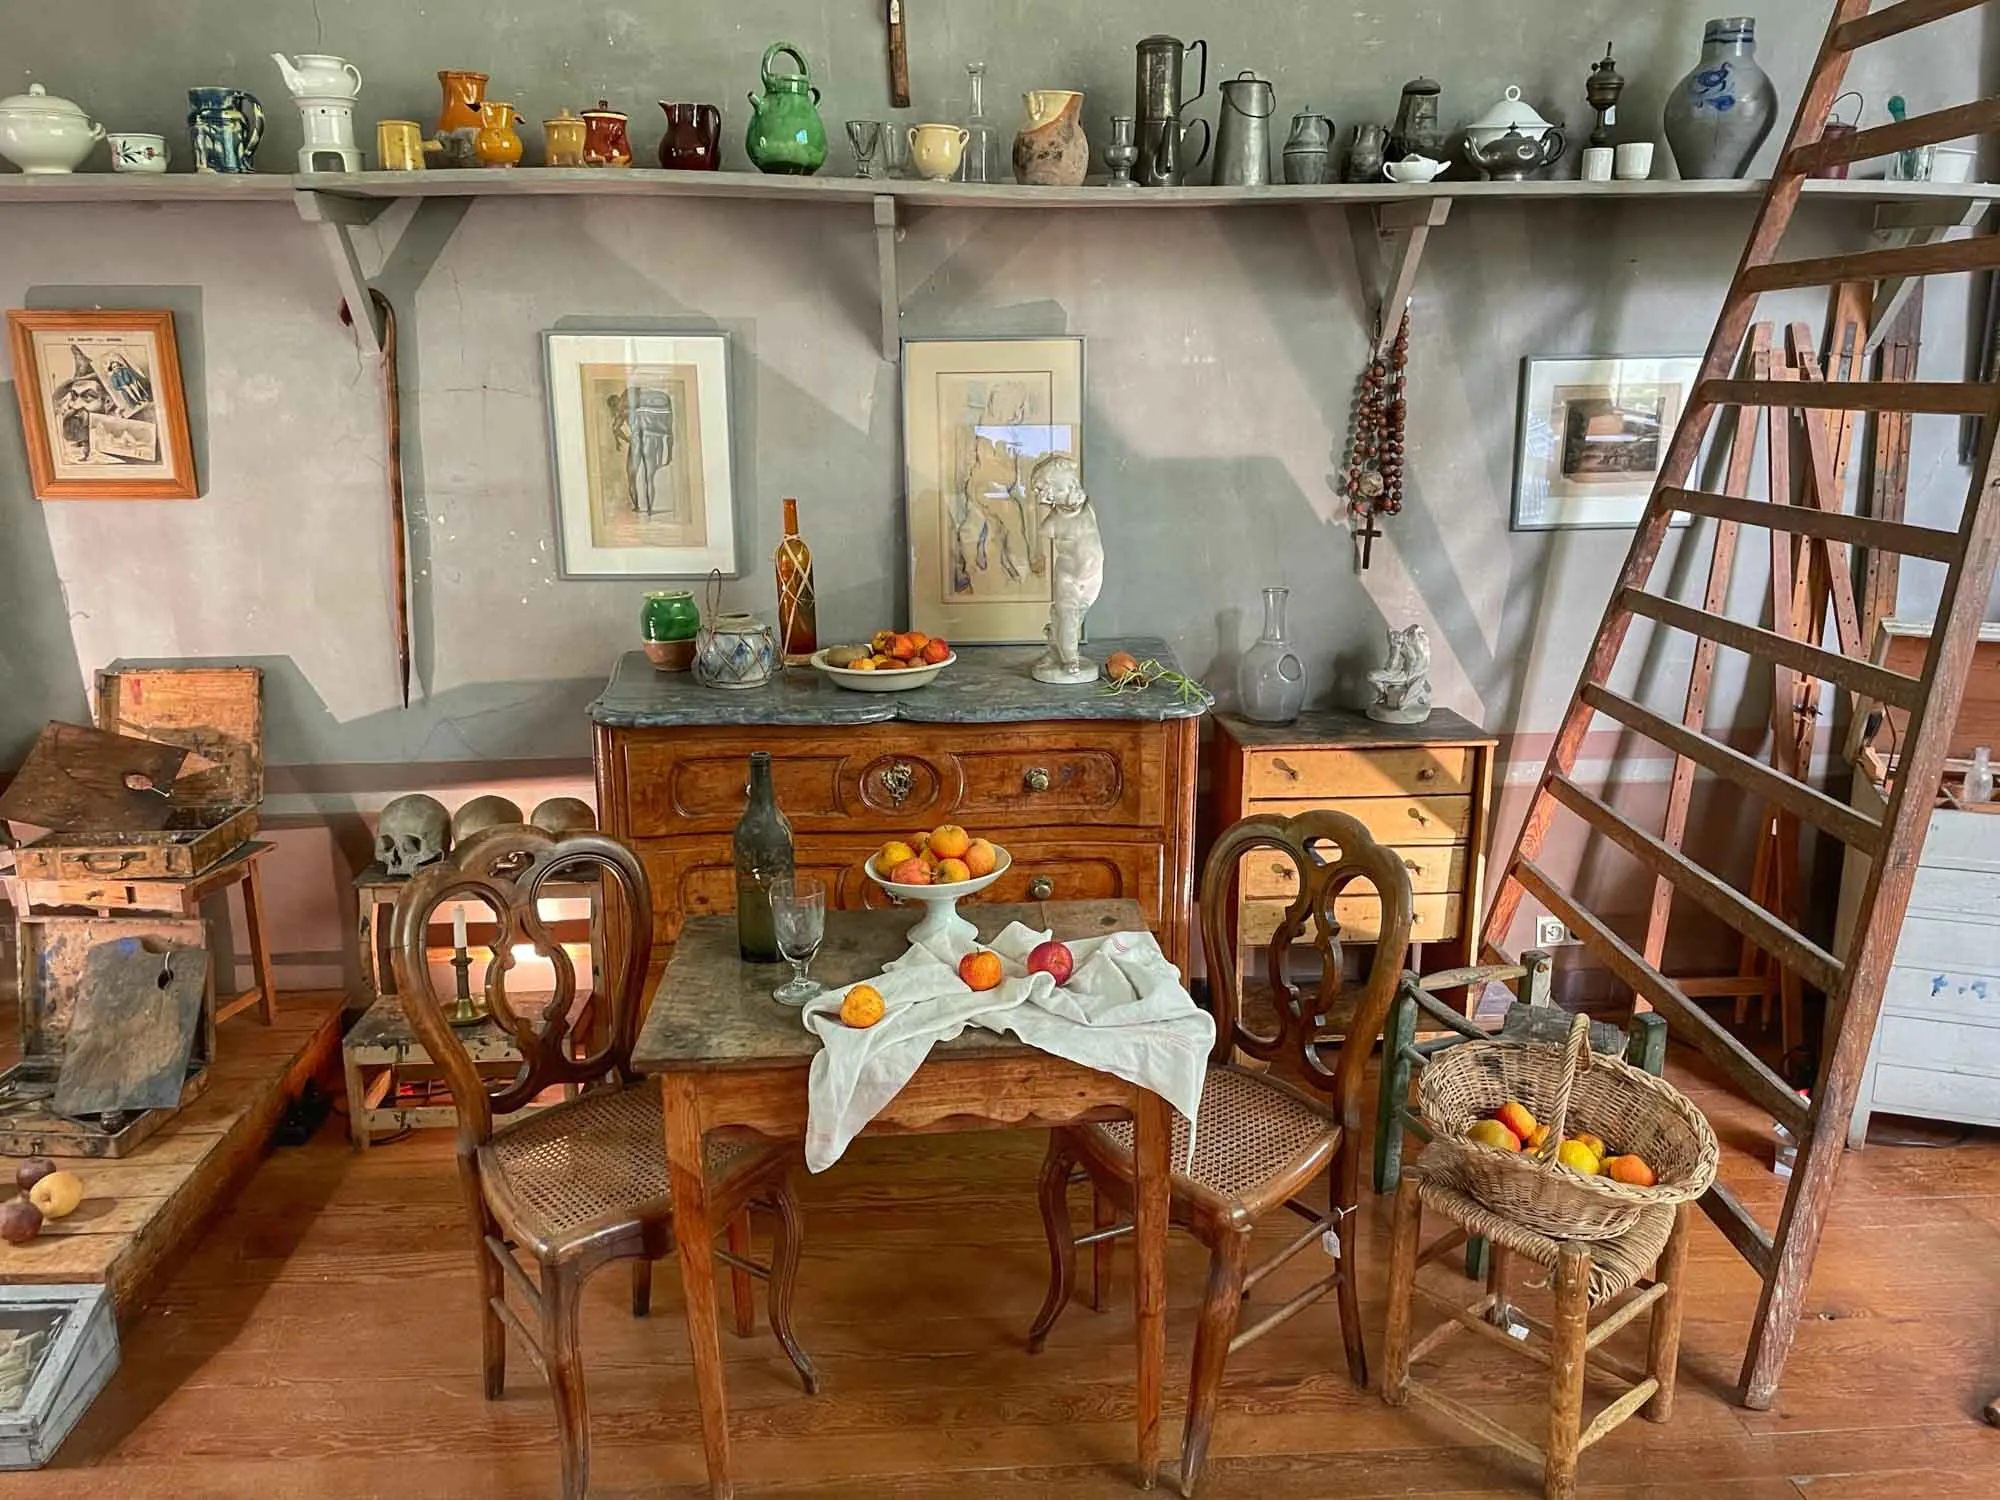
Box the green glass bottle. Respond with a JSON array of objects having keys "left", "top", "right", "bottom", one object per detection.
[{"left": 734, "top": 752, "right": 794, "bottom": 963}]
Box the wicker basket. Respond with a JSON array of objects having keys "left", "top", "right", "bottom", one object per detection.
[{"left": 1418, "top": 1012, "right": 1718, "bottom": 1240}]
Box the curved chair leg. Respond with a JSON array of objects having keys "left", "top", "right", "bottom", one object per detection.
[
  {"left": 631, "top": 1257, "right": 652, "bottom": 1318},
  {"left": 1179, "top": 1229, "right": 1251, "bottom": 1498},
  {"left": 543, "top": 1263, "right": 591, "bottom": 1500},
  {"left": 765, "top": 1178, "right": 821, "bottom": 1396},
  {"left": 1027, "top": 1131, "right": 1079, "bottom": 1354},
  {"left": 1334, "top": 1203, "right": 1369, "bottom": 1388}
]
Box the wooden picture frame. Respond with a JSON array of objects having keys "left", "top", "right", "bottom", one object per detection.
[
  {"left": 6, "top": 309, "right": 198, "bottom": 500},
  {"left": 1510, "top": 354, "right": 1700, "bottom": 531}
]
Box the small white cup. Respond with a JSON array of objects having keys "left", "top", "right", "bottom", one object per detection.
[
  {"left": 108, "top": 132, "right": 170, "bottom": 173},
  {"left": 1614, "top": 142, "right": 1655, "bottom": 181},
  {"left": 1581, "top": 146, "right": 1614, "bottom": 182}
]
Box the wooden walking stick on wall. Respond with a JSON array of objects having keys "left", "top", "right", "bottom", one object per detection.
[{"left": 340, "top": 289, "right": 411, "bottom": 708}]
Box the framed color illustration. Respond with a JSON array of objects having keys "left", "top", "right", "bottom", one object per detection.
[
  {"left": 544, "top": 331, "right": 738, "bottom": 578},
  {"left": 1512, "top": 354, "right": 1700, "bottom": 530},
  {"left": 902, "top": 336, "right": 1083, "bottom": 643},
  {"left": 6, "top": 309, "right": 198, "bottom": 500}
]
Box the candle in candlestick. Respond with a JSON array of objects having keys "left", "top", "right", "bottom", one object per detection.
[{"left": 453, "top": 904, "right": 468, "bottom": 950}]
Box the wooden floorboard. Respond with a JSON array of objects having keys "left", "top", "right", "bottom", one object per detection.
[{"left": 0, "top": 1029, "right": 1995, "bottom": 1496}]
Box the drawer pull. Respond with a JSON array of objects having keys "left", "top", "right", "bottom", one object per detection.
[
  {"left": 1403, "top": 859, "right": 1423, "bottom": 874},
  {"left": 1417, "top": 767, "right": 1438, "bottom": 783},
  {"left": 1028, "top": 876, "right": 1055, "bottom": 900},
  {"left": 1408, "top": 807, "right": 1430, "bottom": 828},
  {"left": 79, "top": 852, "right": 143, "bottom": 874},
  {"left": 1024, "top": 767, "right": 1052, "bottom": 793},
  {"left": 1272, "top": 757, "right": 1302, "bottom": 782},
  {"left": 878, "top": 762, "right": 916, "bottom": 808}
]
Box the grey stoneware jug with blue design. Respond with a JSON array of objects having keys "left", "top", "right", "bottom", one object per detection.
[{"left": 188, "top": 86, "right": 265, "bottom": 173}]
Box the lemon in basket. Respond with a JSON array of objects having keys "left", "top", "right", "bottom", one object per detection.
[{"left": 1555, "top": 1139, "right": 1604, "bottom": 1176}]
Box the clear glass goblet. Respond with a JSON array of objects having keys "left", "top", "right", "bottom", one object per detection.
[
  {"left": 846, "top": 119, "right": 884, "bottom": 179},
  {"left": 770, "top": 875, "right": 827, "bottom": 1006}
]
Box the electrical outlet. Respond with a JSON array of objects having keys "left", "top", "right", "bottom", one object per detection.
[{"left": 1535, "top": 915, "right": 1572, "bottom": 948}]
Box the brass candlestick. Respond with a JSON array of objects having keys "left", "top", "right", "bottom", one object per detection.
[{"left": 446, "top": 943, "right": 488, "bottom": 1027}]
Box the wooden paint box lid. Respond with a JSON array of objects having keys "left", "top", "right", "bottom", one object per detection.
[{"left": 92, "top": 665, "right": 263, "bottom": 809}]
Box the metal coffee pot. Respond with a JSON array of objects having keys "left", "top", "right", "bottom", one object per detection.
[
  {"left": 1134, "top": 33, "right": 1209, "bottom": 186},
  {"left": 1464, "top": 124, "right": 1566, "bottom": 181},
  {"left": 1212, "top": 70, "right": 1274, "bottom": 186}
]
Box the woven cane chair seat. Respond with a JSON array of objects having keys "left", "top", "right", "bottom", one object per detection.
[
  {"left": 483, "top": 1085, "right": 757, "bottom": 1250},
  {"left": 1089, "top": 1066, "right": 1337, "bottom": 1208}
]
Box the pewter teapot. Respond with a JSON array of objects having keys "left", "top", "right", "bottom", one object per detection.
[{"left": 1464, "top": 124, "right": 1565, "bottom": 181}]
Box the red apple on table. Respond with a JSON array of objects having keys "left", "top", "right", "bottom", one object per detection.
[{"left": 1027, "top": 940, "right": 1075, "bottom": 984}]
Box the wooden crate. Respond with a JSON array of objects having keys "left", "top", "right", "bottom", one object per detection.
[{"left": 12, "top": 666, "right": 262, "bottom": 882}]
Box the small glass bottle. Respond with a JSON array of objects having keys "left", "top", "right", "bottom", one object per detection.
[
  {"left": 735, "top": 753, "right": 794, "bottom": 963},
  {"left": 960, "top": 60, "right": 997, "bottom": 183},
  {"left": 1236, "top": 586, "right": 1307, "bottom": 725},
  {"left": 774, "top": 497, "right": 817, "bottom": 665},
  {"left": 1967, "top": 745, "right": 1995, "bottom": 804}
]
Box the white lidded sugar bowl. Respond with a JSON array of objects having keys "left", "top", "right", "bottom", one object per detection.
[{"left": 0, "top": 84, "right": 106, "bottom": 174}]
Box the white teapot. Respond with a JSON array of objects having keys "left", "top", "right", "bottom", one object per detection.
[
  {"left": 271, "top": 52, "right": 363, "bottom": 100},
  {"left": 0, "top": 84, "right": 105, "bottom": 174}
]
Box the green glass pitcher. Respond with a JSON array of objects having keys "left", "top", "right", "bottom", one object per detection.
[{"left": 746, "top": 43, "right": 827, "bottom": 175}]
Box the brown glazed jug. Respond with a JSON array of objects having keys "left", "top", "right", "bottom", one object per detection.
[
  {"left": 659, "top": 101, "right": 722, "bottom": 169},
  {"left": 582, "top": 99, "right": 632, "bottom": 165},
  {"left": 435, "top": 69, "right": 487, "bottom": 133}
]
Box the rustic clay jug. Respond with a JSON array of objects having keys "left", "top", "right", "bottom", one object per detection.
[
  {"left": 433, "top": 69, "right": 487, "bottom": 167},
  {"left": 582, "top": 99, "right": 632, "bottom": 165},
  {"left": 474, "top": 100, "right": 522, "bottom": 167},
  {"left": 745, "top": 43, "right": 826, "bottom": 175},
  {"left": 1012, "top": 89, "right": 1089, "bottom": 186},
  {"left": 659, "top": 101, "right": 722, "bottom": 170}
]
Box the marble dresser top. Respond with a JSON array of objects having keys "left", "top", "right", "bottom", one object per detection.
[{"left": 588, "top": 635, "right": 1212, "bottom": 728}]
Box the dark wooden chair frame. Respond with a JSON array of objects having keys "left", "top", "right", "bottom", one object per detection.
[
  {"left": 1026, "top": 810, "right": 1414, "bottom": 1496},
  {"left": 391, "top": 826, "right": 817, "bottom": 1500}
]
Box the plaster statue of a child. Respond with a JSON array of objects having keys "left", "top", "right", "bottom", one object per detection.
[
  {"left": 1367, "top": 623, "right": 1434, "bottom": 724},
  {"left": 1027, "top": 454, "right": 1104, "bottom": 686}
]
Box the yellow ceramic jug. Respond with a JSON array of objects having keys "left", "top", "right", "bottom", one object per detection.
[
  {"left": 908, "top": 122, "right": 969, "bottom": 181},
  {"left": 475, "top": 100, "right": 523, "bottom": 168},
  {"left": 543, "top": 108, "right": 586, "bottom": 167}
]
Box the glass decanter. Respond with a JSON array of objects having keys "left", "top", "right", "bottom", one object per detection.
[
  {"left": 1236, "top": 586, "right": 1307, "bottom": 725},
  {"left": 734, "top": 752, "right": 795, "bottom": 963},
  {"left": 960, "top": 60, "right": 997, "bottom": 183}
]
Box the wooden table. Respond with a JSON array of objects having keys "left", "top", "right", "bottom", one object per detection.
[{"left": 634, "top": 900, "right": 1173, "bottom": 1499}]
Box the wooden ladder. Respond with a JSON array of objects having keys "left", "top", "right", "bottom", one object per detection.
[{"left": 1482, "top": 0, "right": 2000, "bottom": 1410}]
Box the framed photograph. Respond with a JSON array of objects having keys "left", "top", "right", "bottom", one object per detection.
[
  {"left": 902, "top": 336, "right": 1084, "bottom": 643},
  {"left": 6, "top": 309, "right": 197, "bottom": 500},
  {"left": 544, "top": 331, "right": 737, "bottom": 578},
  {"left": 1512, "top": 355, "right": 1700, "bottom": 530}
]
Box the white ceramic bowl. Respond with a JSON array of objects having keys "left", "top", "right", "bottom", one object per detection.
[
  {"left": 811, "top": 647, "right": 955, "bottom": 693},
  {"left": 863, "top": 844, "right": 1011, "bottom": 947},
  {"left": 1383, "top": 155, "right": 1448, "bottom": 184}
]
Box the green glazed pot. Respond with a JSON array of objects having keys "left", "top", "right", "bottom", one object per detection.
[
  {"left": 745, "top": 43, "right": 826, "bottom": 175},
  {"left": 642, "top": 590, "right": 701, "bottom": 671}
]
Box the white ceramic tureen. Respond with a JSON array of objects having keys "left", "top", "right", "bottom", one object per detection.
[
  {"left": 0, "top": 84, "right": 106, "bottom": 174},
  {"left": 1464, "top": 86, "right": 1558, "bottom": 151}
]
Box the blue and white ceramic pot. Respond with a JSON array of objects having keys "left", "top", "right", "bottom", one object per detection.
[
  {"left": 693, "top": 613, "right": 778, "bottom": 690},
  {"left": 1664, "top": 17, "right": 1778, "bottom": 180}
]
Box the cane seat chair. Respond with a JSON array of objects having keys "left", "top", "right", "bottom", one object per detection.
[
  {"left": 392, "top": 826, "right": 817, "bottom": 1500},
  {"left": 1026, "top": 810, "right": 1415, "bottom": 1496}
]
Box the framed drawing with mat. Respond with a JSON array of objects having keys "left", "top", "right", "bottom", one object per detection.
[
  {"left": 1511, "top": 354, "right": 1700, "bottom": 531},
  {"left": 6, "top": 309, "right": 198, "bottom": 500},
  {"left": 902, "top": 336, "right": 1083, "bottom": 643},
  {"left": 544, "top": 331, "right": 738, "bottom": 578}
]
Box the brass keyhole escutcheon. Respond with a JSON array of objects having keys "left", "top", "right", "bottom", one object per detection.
[
  {"left": 1028, "top": 876, "right": 1055, "bottom": 900},
  {"left": 879, "top": 762, "right": 915, "bottom": 807},
  {"left": 1024, "top": 767, "right": 1052, "bottom": 793}
]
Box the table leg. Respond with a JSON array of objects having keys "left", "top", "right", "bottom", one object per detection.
[
  {"left": 662, "top": 1072, "right": 733, "bottom": 1500},
  {"left": 1131, "top": 1089, "right": 1169, "bottom": 1490},
  {"left": 242, "top": 860, "right": 278, "bottom": 1024}
]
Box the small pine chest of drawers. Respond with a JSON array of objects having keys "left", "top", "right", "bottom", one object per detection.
[
  {"left": 590, "top": 637, "right": 1206, "bottom": 972},
  {"left": 1210, "top": 709, "right": 1497, "bottom": 979}
]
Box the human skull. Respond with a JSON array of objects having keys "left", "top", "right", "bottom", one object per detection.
[
  {"left": 376, "top": 794, "right": 452, "bottom": 877},
  {"left": 530, "top": 796, "right": 597, "bottom": 836},
  {"left": 453, "top": 794, "right": 526, "bottom": 845}
]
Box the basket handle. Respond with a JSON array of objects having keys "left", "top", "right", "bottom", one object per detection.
[{"left": 1533, "top": 1011, "right": 1593, "bottom": 1163}]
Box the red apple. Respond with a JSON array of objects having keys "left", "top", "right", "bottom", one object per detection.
[{"left": 1027, "top": 940, "right": 1074, "bottom": 984}]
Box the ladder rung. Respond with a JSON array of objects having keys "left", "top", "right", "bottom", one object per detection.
[
  {"left": 1835, "top": 0, "right": 1992, "bottom": 52},
  {"left": 1512, "top": 860, "right": 1813, "bottom": 1138},
  {"left": 1787, "top": 97, "right": 2000, "bottom": 174},
  {"left": 1546, "top": 775, "right": 1844, "bottom": 998},
  {"left": 1621, "top": 589, "right": 1926, "bottom": 711},
  {"left": 1695, "top": 377, "right": 1998, "bottom": 416},
  {"left": 1742, "top": 235, "right": 2000, "bottom": 295},
  {"left": 1703, "top": 1181, "right": 1776, "bottom": 1281},
  {"left": 1663, "top": 486, "right": 1962, "bottom": 562},
  {"left": 1582, "top": 684, "right": 1884, "bottom": 852}
]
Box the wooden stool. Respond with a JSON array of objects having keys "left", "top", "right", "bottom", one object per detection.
[{"left": 1381, "top": 1164, "right": 1692, "bottom": 1500}]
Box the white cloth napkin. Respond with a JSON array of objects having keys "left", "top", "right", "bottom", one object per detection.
[{"left": 800, "top": 922, "right": 1214, "bottom": 1174}]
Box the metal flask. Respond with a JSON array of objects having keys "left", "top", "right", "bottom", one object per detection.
[{"left": 1212, "top": 71, "right": 1274, "bottom": 185}]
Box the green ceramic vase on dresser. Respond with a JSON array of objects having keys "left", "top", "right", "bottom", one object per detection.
[
  {"left": 641, "top": 589, "right": 701, "bottom": 672},
  {"left": 746, "top": 43, "right": 827, "bottom": 175}
]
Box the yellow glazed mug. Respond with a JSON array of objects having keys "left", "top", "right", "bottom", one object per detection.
[
  {"left": 908, "top": 123, "right": 969, "bottom": 181},
  {"left": 376, "top": 119, "right": 427, "bottom": 171},
  {"left": 543, "top": 108, "right": 587, "bottom": 167}
]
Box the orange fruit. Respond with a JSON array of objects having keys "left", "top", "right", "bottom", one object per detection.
[
  {"left": 928, "top": 824, "right": 971, "bottom": 859},
  {"left": 1603, "top": 1154, "right": 1657, "bottom": 1187},
  {"left": 935, "top": 857, "right": 971, "bottom": 884},
  {"left": 1495, "top": 1100, "right": 1537, "bottom": 1142},
  {"left": 876, "top": 840, "right": 917, "bottom": 873},
  {"left": 840, "top": 984, "right": 885, "bottom": 1028},
  {"left": 921, "top": 638, "right": 951, "bottom": 664},
  {"left": 906, "top": 632, "right": 930, "bottom": 650},
  {"left": 888, "top": 857, "right": 933, "bottom": 885},
  {"left": 958, "top": 950, "right": 1004, "bottom": 992},
  {"left": 890, "top": 634, "right": 920, "bottom": 661},
  {"left": 962, "top": 838, "right": 997, "bottom": 877},
  {"left": 1525, "top": 1123, "right": 1553, "bottom": 1152},
  {"left": 909, "top": 831, "right": 931, "bottom": 853}
]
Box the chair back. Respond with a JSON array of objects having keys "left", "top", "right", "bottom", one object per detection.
[
  {"left": 388, "top": 825, "right": 653, "bottom": 1153},
  {"left": 1198, "top": 810, "right": 1415, "bottom": 1129}
]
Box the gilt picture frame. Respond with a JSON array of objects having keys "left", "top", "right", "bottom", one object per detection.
[
  {"left": 6, "top": 309, "right": 198, "bottom": 500},
  {"left": 544, "top": 331, "right": 738, "bottom": 578},
  {"left": 1512, "top": 354, "right": 1701, "bottom": 531},
  {"left": 902, "top": 336, "right": 1085, "bottom": 644}
]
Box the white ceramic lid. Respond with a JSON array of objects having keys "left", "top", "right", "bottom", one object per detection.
[
  {"left": 1468, "top": 86, "right": 1553, "bottom": 134},
  {"left": 0, "top": 83, "right": 90, "bottom": 117}
]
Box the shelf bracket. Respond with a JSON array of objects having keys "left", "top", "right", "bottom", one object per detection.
[
  {"left": 1346, "top": 198, "right": 1452, "bottom": 358},
  {"left": 874, "top": 194, "right": 901, "bottom": 362},
  {"left": 1863, "top": 197, "right": 1992, "bottom": 354},
  {"left": 293, "top": 189, "right": 392, "bottom": 357}
]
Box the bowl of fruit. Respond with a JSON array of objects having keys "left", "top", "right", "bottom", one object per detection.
[
  {"left": 813, "top": 630, "right": 954, "bottom": 692},
  {"left": 863, "top": 824, "right": 1009, "bottom": 946}
]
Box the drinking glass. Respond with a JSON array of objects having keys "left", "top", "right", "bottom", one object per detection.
[
  {"left": 770, "top": 876, "right": 827, "bottom": 1005},
  {"left": 847, "top": 119, "right": 884, "bottom": 178}
]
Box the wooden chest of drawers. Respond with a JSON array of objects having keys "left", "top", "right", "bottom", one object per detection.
[
  {"left": 591, "top": 640, "right": 1205, "bottom": 972},
  {"left": 1210, "top": 709, "right": 1497, "bottom": 976}
]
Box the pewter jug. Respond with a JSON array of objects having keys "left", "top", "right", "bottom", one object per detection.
[
  {"left": 1282, "top": 110, "right": 1333, "bottom": 184},
  {"left": 1134, "top": 33, "right": 1209, "bottom": 185},
  {"left": 1212, "top": 71, "right": 1274, "bottom": 186}
]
